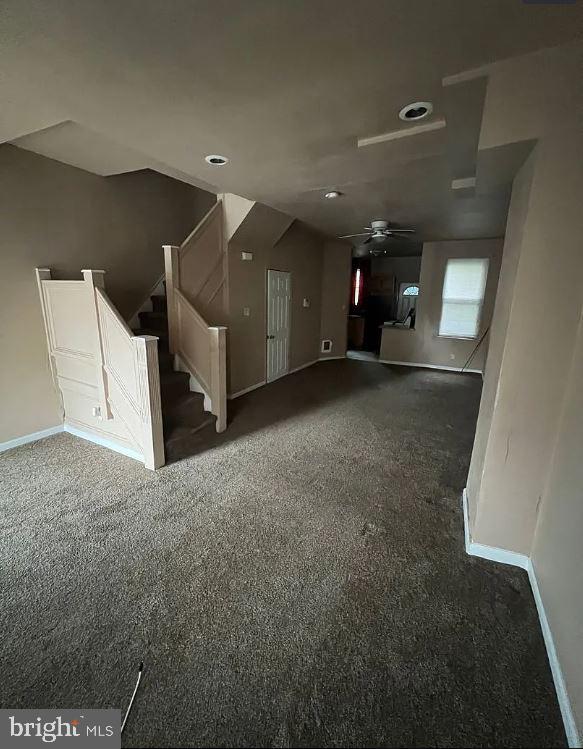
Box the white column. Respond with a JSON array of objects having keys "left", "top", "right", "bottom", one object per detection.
[
  {"left": 209, "top": 325, "right": 227, "bottom": 433},
  {"left": 132, "top": 335, "right": 165, "bottom": 470},
  {"left": 82, "top": 269, "right": 112, "bottom": 420},
  {"left": 163, "top": 245, "right": 180, "bottom": 356}
]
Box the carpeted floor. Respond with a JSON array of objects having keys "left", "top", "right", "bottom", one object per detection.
[{"left": 0, "top": 359, "right": 565, "bottom": 748}]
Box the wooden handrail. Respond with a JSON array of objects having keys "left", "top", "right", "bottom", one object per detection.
[
  {"left": 174, "top": 288, "right": 210, "bottom": 329},
  {"left": 95, "top": 287, "right": 134, "bottom": 338},
  {"left": 164, "top": 214, "right": 228, "bottom": 433},
  {"left": 180, "top": 199, "right": 222, "bottom": 255}
]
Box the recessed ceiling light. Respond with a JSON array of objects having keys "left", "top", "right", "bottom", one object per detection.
[
  {"left": 398, "top": 101, "right": 433, "bottom": 122},
  {"left": 324, "top": 190, "right": 342, "bottom": 199},
  {"left": 205, "top": 154, "right": 229, "bottom": 166}
]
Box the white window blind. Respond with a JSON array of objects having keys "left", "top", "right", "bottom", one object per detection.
[{"left": 438, "top": 258, "right": 489, "bottom": 338}]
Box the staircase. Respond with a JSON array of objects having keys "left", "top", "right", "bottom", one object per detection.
[{"left": 132, "top": 291, "right": 216, "bottom": 454}]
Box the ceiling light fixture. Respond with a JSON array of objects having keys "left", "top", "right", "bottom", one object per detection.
[
  {"left": 324, "top": 190, "right": 342, "bottom": 199},
  {"left": 398, "top": 101, "right": 433, "bottom": 122},
  {"left": 205, "top": 154, "right": 229, "bottom": 166}
]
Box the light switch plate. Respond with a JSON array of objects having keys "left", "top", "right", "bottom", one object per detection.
[
  {"left": 243, "top": 307, "right": 250, "bottom": 317},
  {"left": 302, "top": 298, "right": 310, "bottom": 308},
  {"left": 241, "top": 251, "right": 253, "bottom": 261}
]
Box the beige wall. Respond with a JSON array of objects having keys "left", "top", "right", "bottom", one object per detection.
[
  {"left": 379, "top": 239, "right": 503, "bottom": 371},
  {"left": 466, "top": 43, "right": 583, "bottom": 740},
  {"left": 0, "top": 144, "right": 214, "bottom": 444},
  {"left": 319, "top": 240, "right": 351, "bottom": 359},
  {"left": 228, "top": 221, "right": 324, "bottom": 394},
  {"left": 466, "top": 151, "right": 536, "bottom": 528},
  {"left": 531, "top": 305, "right": 583, "bottom": 738},
  {"left": 227, "top": 221, "right": 348, "bottom": 395},
  {"left": 471, "top": 130, "right": 583, "bottom": 556}
]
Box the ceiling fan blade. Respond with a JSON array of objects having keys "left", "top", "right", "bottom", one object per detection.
[
  {"left": 338, "top": 232, "right": 370, "bottom": 238},
  {"left": 363, "top": 236, "right": 373, "bottom": 244},
  {"left": 389, "top": 228, "right": 415, "bottom": 233}
]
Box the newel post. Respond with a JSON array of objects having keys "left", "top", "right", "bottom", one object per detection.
[
  {"left": 163, "top": 245, "right": 180, "bottom": 356},
  {"left": 209, "top": 326, "right": 227, "bottom": 433},
  {"left": 34, "top": 267, "right": 63, "bottom": 414},
  {"left": 82, "top": 269, "right": 112, "bottom": 420},
  {"left": 132, "top": 335, "right": 165, "bottom": 470}
]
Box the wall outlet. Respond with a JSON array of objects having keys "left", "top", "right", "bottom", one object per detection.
[
  {"left": 241, "top": 251, "right": 253, "bottom": 261},
  {"left": 450, "top": 353, "right": 456, "bottom": 360},
  {"left": 243, "top": 307, "right": 250, "bottom": 317},
  {"left": 92, "top": 406, "right": 101, "bottom": 418}
]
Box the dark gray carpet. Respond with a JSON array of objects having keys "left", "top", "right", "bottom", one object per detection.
[{"left": 0, "top": 360, "right": 565, "bottom": 748}]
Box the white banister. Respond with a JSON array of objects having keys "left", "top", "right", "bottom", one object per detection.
[
  {"left": 163, "top": 244, "right": 180, "bottom": 355},
  {"left": 83, "top": 269, "right": 112, "bottom": 420},
  {"left": 34, "top": 267, "right": 165, "bottom": 469},
  {"left": 96, "top": 286, "right": 165, "bottom": 468},
  {"left": 35, "top": 267, "right": 63, "bottom": 415},
  {"left": 209, "top": 326, "right": 227, "bottom": 432},
  {"left": 163, "top": 202, "right": 228, "bottom": 433},
  {"left": 132, "top": 335, "right": 165, "bottom": 469}
]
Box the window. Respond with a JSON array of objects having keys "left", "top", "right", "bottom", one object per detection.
[
  {"left": 438, "top": 258, "right": 489, "bottom": 338},
  {"left": 402, "top": 285, "right": 419, "bottom": 297}
]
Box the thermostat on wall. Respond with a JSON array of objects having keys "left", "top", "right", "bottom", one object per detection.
[{"left": 321, "top": 339, "right": 332, "bottom": 353}]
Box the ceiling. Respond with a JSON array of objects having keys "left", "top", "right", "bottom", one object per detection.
[{"left": 2, "top": 0, "right": 583, "bottom": 251}]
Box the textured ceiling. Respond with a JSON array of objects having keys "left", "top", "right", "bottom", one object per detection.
[{"left": 1, "top": 0, "right": 582, "bottom": 248}]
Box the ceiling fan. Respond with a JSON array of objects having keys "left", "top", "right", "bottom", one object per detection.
[{"left": 338, "top": 220, "right": 415, "bottom": 255}]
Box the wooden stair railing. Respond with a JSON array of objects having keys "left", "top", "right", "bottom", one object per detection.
[
  {"left": 164, "top": 200, "right": 227, "bottom": 433},
  {"left": 35, "top": 267, "right": 165, "bottom": 469}
]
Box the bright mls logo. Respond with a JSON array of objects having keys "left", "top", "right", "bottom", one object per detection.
[{"left": 1, "top": 710, "right": 120, "bottom": 748}]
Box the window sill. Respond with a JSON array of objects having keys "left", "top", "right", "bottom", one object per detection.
[{"left": 436, "top": 333, "right": 478, "bottom": 341}]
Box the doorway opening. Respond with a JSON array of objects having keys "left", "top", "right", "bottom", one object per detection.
[{"left": 347, "top": 255, "right": 421, "bottom": 362}]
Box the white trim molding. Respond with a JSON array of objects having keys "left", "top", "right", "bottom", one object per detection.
[
  {"left": 289, "top": 359, "right": 319, "bottom": 375},
  {"left": 0, "top": 425, "right": 64, "bottom": 454},
  {"left": 380, "top": 359, "right": 482, "bottom": 375},
  {"left": 228, "top": 380, "right": 266, "bottom": 400},
  {"left": 462, "top": 489, "right": 580, "bottom": 748},
  {"left": 229, "top": 358, "right": 329, "bottom": 400},
  {"left": 64, "top": 423, "right": 143, "bottom": 464},
  {"left": 462, "top": 489, "right": 529, "bottom": 569}
]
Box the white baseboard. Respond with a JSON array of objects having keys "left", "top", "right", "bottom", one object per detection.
[
  {"left": 527, "top": 562, "right": 581, "bottom": 748},
  {"left": 319, "top": 355, "right": 346, "bottom": 361},
  {"left": 289, "top": 359, "right": 319, "bottom": 375},
  {"left": 462, "top": 489, "right": 528, "bottom": 568},
  {"left": 380, "top": 359, "right": 482, "bottom": 375},
  {"left": 64, "top": 423, "right": 143, "bottom": 464},
  {"left": 0, "top": 424, "right": 64, "bottom": 454},
  {"left": 228, "top": 380, "right": 266, "bottom": 400},
  {"left": 462, "top": 489, "right": 580, "bottom": 747},
  {"left": 229, "top": 358, "right": 323, "bottom": 400}
]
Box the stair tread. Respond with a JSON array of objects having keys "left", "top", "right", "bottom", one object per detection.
[{"left": 162, "top": 391, "right": 207, "bottom": 425}]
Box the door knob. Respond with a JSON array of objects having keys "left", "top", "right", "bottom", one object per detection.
[{"left": 267, "top": 334, "right": 275, "bottom": 340}]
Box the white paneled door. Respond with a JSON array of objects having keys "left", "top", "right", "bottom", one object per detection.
[{"left": 266, "top": 269, "right": 291, "bottom": 382}]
